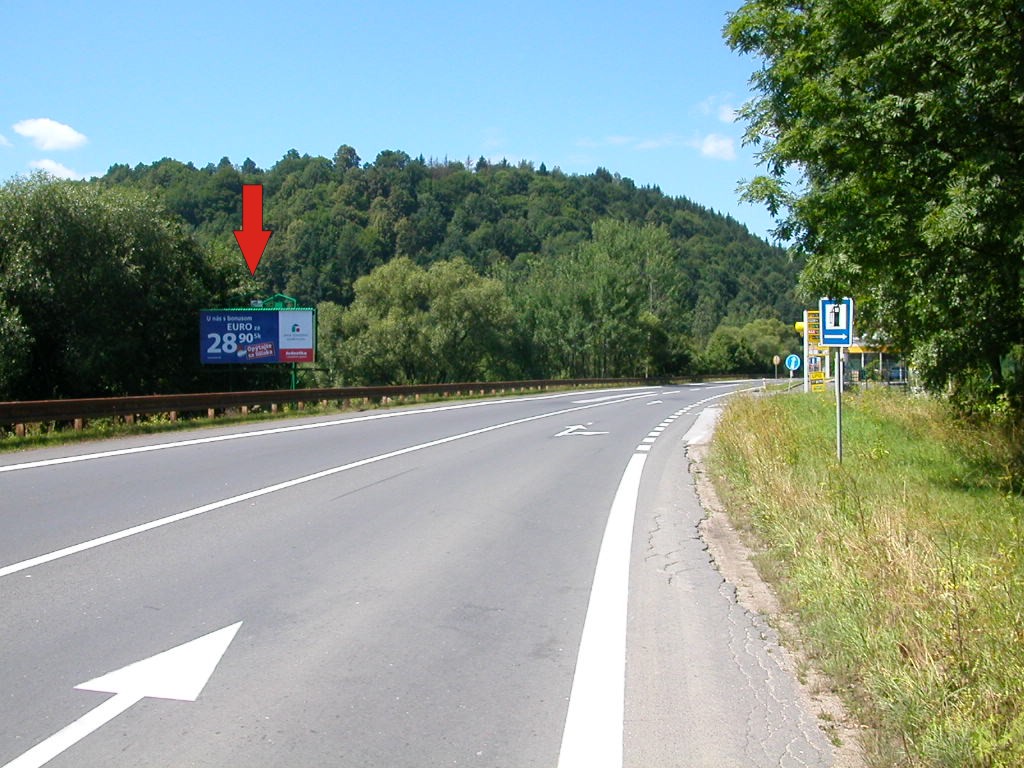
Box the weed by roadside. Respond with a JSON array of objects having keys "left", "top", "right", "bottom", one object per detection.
[{"left": 710, "top": 389, "right": 1024, "bottom": 768}]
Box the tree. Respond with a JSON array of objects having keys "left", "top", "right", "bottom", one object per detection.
[
  {"left": 96, "top": 147, "right": 802, "bottom": 379},
  {"left": 701, "top": 318, "right": 797, "bottom": 375},
  {"left": 334, "top": 257, "right": 513, "bottom": 384},
  {"left": 510, "top": 219, "right": 685, "bottom": 378},
  {"left": 725, "top": 0, "right": 1024, "bottom": 400},
  {"left": 0, "top": 174, "right": 225, "bottom": 398}
]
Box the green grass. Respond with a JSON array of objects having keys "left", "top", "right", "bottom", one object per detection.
[{"left": 710, "top": 389, "right": 1024, "bottom": 767}]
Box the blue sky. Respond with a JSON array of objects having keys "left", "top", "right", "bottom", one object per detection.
[{"left": 1, "top": 1, "right": 776, "bottom": 238}]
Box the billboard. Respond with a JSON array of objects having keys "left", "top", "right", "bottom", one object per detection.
[{"left": 200, "top": 308, "right": 315, "bottom": 364}]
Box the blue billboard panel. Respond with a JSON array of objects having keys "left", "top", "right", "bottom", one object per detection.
[{"left": 201, "top": 309, "right": 316, "bottom": 364}]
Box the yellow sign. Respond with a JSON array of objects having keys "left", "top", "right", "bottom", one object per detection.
[{"left": 806, "top": 310, "right": 821, "bottom": 344}]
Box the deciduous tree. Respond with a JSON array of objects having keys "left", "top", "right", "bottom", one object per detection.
[{"left": 726, "top": 0, "right": 1024, "bottom": 398}]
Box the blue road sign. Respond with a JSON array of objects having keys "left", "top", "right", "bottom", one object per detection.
[
  {"left": 785, "top": 354, "right": 801, "bottom": 371},
  {"left": 819, "top": 297, "right": 854, "bottom": 346}
]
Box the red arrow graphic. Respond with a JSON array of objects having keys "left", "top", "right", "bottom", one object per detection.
[{"left": 233, "top": 184, "right": 273, "bottom": 276}]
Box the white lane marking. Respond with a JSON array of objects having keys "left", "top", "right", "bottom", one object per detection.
[
  {"left": 0, "top": 388, "right": 657, "bottom": 475},
  {"left": 571, "top": 389, "right": 658, "bottom": 404},
  {"left": 558, "top": 452, "right": 646, "bottom": 768},
  {"left": 646, "top": 400, "right": 663, "bottom": 405},
  {"left": 4, "top": 623, "right": 241, "bottom": 768},
  {"left": 0, "top": 393, "right": 654, "bottom": 578},
  {"left": 557, "top": 384, "right": 759, "bottom": 767}
]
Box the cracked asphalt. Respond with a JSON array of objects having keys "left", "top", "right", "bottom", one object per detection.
[{"left": 625, "top": 409, "right": 835, "bottom": 767}]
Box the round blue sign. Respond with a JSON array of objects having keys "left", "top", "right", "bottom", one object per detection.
[{"left": 784, "top": 354, "right": 801, "bottom": 371}]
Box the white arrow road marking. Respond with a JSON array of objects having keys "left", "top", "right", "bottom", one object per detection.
[
  {"left": 2, "top": 622, "right": 242, "bottom": 768},
  {"left": 555, "top": 424, "right": 609, "bottom": 437}
]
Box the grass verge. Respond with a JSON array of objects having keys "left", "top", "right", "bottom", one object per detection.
[{"left": 709, "top": 388, "right": 1024, "bottom": 767}]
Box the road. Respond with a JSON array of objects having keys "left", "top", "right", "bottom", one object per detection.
[{"left": 0, "top": 383, "right": 834, "bottom": 767}]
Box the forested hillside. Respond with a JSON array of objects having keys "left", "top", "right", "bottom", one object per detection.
[{"left": 0, "top": 148, "right": 802, "bottom": 399}]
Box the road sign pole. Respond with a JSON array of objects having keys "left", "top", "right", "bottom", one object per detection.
[
  {"left": 818, "top": 297, "right": 854, "bottom": 462},
  {"left": 803, "top": 310, "right": 810, "bottom": 393},
  {"left": 836, "top": 347, "right": 843, "bottom": 463}
]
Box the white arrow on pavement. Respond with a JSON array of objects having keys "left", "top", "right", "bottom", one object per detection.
[
  {"left": 555, "top": 424, "right": 609, "bottom": 437},
  {"left": 3, "top": 622, "right": 242, "bottom": 768}
]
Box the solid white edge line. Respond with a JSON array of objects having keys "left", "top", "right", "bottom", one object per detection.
[
  {"left": 557, "top": 384, "right": 760, "bottom": 768},
  {"left": 557, "top": 452, "right": 647, "bottom": 768},
  {"left": 0, "top": 392, "right": 655, "bottom": 578}
]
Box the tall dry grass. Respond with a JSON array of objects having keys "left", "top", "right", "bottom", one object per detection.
[{"left": 710, "top": 389, "right": 1024, "bottom": 767}]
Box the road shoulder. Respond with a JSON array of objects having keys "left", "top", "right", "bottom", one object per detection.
[
  {"left": 625, "top": 403, "right": 837, "bottom": 767},
  {"left": 690, "top": 408, "right": 867, "bottom": 768}
]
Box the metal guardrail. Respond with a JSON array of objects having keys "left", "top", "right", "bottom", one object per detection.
[{"left": 0, "top": 378, "right": 648, "bottom": 433}]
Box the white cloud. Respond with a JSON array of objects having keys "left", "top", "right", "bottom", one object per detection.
[
  {"left": 0, "top": 134, "right": 11, "bottom": 148},
  {"left": 29, "top": 158, "right": 85, "bottom": 180},
  {"left": 13, "top": 118, "right": 88, "bottom": 150},
  {"left": 696, "top": 95, "right": 739, "bottom": 124},
  {"left": 692, "top": 133, "right": 736, "bottom": 161}
]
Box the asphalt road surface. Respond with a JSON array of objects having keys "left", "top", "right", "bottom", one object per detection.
[{"left": 1, "top": 384, "right": 835, "bottom": 767}]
